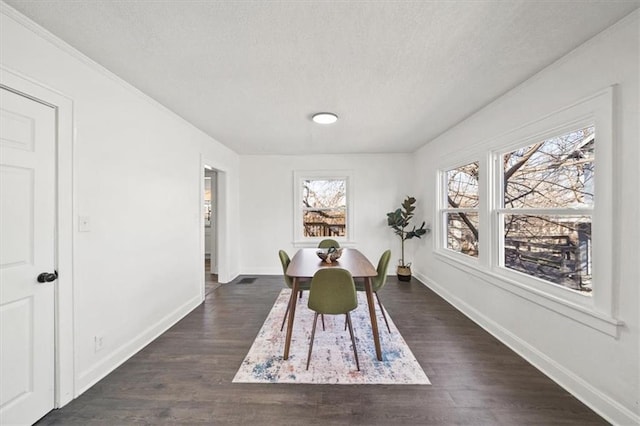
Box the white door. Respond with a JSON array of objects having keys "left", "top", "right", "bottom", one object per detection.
[{"left": 0, "top": 87, "right": 56, "bottom": 425}]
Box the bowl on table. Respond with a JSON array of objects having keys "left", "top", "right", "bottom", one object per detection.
[{"left": 316, "top": 247, "right": 343, "bottom": 263}]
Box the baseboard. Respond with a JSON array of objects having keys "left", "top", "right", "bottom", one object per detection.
[
  {"left": 75, "top": 294, "right": 202, "bottom": 397},
  {"left": 222, "top": 270, "right": 241, "bottom": 284},
  {"left": 413, "top": 271, "right": 639, "bottom": 426}
]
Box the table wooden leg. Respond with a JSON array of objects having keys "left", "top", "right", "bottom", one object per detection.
[
  {"left": 364, "top": 277, "right": 382, "bottom": 361},
  {"left": 283, "top": 278, "right": 299, "bottom": 360}
]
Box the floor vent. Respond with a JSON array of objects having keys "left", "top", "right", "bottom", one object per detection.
[{"left": 237, "top": 277, "right": 257, "bottom": 285}]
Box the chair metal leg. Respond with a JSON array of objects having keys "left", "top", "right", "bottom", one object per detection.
[
  {"left": 321, "top": 314, "right": 325, "bottom": 331},
  {"left": 375, "top": 292, "right": 391, "bottom": 333},
  {"left": 345, "top": 312, "right": 360, "bottom": 371},
  {"left": 306, "top": 312, "right": 320, "bottom": 370}
]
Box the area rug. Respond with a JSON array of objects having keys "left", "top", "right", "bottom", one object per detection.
[{"left": 233, "top": 289, "right": 430, "bottom": 385}]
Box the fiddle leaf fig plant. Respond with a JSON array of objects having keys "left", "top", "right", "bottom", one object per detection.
[{"left": 387, "top": 196, "right": 428, "bottom": 267}]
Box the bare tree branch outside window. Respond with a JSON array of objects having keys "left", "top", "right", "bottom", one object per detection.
[
  {"left": 501, "top": 126, "right": 594, "bottom": 292},
  {"left": 445, "top": 162, "right": 479, "bottom": 257},
  {"left": 302, "top": 179, "right": 346, "bottom": 237}
]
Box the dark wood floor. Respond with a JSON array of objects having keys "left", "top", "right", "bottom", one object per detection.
[
  {"left": 204, "top": 257, "right": 219, "bottom": 295},
  {"left": 36, "top": 275, "right": 607, "bottom": 425}
]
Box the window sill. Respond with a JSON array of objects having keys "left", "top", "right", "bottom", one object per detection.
[{"left": 434, "top": 250, "right": 623, "bottom": 338}]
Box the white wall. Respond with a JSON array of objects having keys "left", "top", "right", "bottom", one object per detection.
[
  {"left": 412, "top": 11, "right": 639, "bottom": 425},
  {"left": 239, "top": 154, "right": 415, "bottom": 274},
  {"left": 1, "top": 6, "right": 240, "bottom": 397}
]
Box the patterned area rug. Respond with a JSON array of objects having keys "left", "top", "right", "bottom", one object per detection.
[{"left": 233, "top": 289, "right": 430, "bottom": 385}]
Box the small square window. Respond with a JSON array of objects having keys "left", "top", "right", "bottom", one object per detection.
[
  {"left": 293, "top": 171, "right": 353, "bottom": 244},
  {"left": 302, "top": 179, "right": 346, "bottom": 238}
]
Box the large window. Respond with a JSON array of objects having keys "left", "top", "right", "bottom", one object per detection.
[
  {"left": 293, "top": 171, "right": 353, "bottom": 244},
  {"left": 442, "top": 161, "right": 479, "bottom": 257},
  {"left": 500, "top": 127, "right": 594, "bottom": 293},
  {"left": 434, "top": 89, "right": 617, "bottom": 334}
]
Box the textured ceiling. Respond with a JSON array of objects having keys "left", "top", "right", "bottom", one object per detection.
[{"left": 4, "top": 1, "right": 639, "bottom": 155}]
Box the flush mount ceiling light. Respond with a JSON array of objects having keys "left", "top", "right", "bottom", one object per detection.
[{"left": 312, "top": 112, "right": 338, "bottom": 124}]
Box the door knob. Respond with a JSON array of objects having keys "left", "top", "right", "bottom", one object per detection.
[{"left": 37, "top": 271, "right": 58, "bottom": 283}]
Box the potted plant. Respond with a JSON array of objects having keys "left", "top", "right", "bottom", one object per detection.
[{"left": 386, "top": 196, "right": 428, "bottom": 281}]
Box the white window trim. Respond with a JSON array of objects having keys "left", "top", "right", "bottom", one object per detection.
[
  {"left": 434, "top": 87, "right": 622, "bottom": 337},
  {"left": 292, "top": 170, "right": 355, "bottom": 247}
]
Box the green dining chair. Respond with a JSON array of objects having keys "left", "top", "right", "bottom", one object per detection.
[
  {"left": 355, "top": 249, "right": 392, "bottom": 333},
  {"left": 317, "top": 239, "right": 340, "bottom": 249},
  {"left": 306, "top": 268, "right": 360, "bottom": 371},
  {"left": 278, "top": 250, "right": 311, "bottom": 332}
]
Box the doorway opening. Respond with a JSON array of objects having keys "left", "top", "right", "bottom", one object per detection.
[{"left": 204, "top": 167, "right": 219, "bottom": 294}]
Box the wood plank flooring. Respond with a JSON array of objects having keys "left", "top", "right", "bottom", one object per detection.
[{"left": 36, "top": 275, "right": 607, "bottom": 425}]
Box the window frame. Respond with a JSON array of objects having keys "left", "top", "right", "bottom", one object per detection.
[
  {"left": 292, "top": 170, "right": 354, "bottom": 246},
  {"left": 493, "top": 123, "right": 595, "bottom": 296},
  {"left": 439, "top": 160, "right": 481, "bottom": 262},
  {"left": 434, "top": 88, "right": 620, "bottom": 336}
]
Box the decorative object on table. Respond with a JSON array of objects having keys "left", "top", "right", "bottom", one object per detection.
[
  {"left": 232, "top": 289, "right": 430, "bottom": 385},
  {"left": 317, "top": 238, "right": 340, "bottom": 249},
  {"left": 386, "top": 196, "right": 429, "bottom": 281},
  {"left": 316, "top": 246, "right": 343, "bottom": 263}
]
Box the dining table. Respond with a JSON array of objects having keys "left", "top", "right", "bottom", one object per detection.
[{"left": 284, "top": 247, "right": 382, "bottom": 361}]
